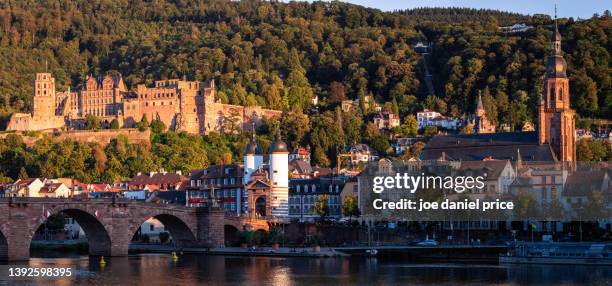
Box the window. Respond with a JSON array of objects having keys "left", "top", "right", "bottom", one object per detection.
[{"left": 149, "top": 224, "right": 154, "bottom": 231}]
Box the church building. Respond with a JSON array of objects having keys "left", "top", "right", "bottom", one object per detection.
[{"left": 420, "top": 20, "right": 575, "bottom": 162}]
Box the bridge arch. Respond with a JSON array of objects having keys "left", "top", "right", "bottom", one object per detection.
[
  {"left": 30, "top": 208, "right": 112, "bottom": 256},
  {"left": 0, "top": 229, "right": 7, "bottom": 261},
  {"left": 224, "top": 225, "right": 240, "bottom": 246},
  {"left": 130, "top": 213, "right": 197, "bottom": 249}
]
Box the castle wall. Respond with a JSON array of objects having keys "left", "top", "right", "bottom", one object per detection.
[
  {"left": 7, "top": 73, "right": 282, "bottom": 135},
  {"left": 6, "top": 113, "right": 65, "bottom": 131},
  {"left": 0, "top": 129, "right": 151, "bottom": 147},
  {"left": 201, "top": 100, "right": 282, "bottom": 134}
]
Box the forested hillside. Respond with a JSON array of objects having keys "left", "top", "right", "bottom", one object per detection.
[
  {"left": 0, "top": 1, "right": 610, "bottom": 183},
  {"left": 0, "top": 1, "right": 609, "bottom": 123}
]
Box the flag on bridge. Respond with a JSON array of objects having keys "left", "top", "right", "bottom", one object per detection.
[{"left": 40, "top": 206, "right": 51, "bottom": 223}]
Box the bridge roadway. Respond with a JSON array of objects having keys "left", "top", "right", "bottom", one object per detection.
[{"left": 0, "top": 197, "right": 269, "bottom": 261}]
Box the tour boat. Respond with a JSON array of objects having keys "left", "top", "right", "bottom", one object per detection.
[{"left": 500, "top": 242, "right": 612, "bottom": 265}]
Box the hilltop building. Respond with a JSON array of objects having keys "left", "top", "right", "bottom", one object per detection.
[
  {"left": 420, "top": 21, "right": 575, "bottom": 162},
  {"left": 373, "top": 111, "right": 400, "bottom": 130},
  {"left": 416, "top": 109, "right": 462, "bottom": 131},
  {"left": 7, "top": 73, "right": 281, "bottom": 134}
]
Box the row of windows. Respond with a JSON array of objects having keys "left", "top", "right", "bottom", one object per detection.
[
  {"left": 190, "top": 188, "right": 241, "bottom": 198},
  {"left": 190, "top": 177, "right": 239, "bottom": 187},
  {"left": 139, "top": 92, "right": 177, "bottom": 100},
  {"left": 289, "top": 195, "right": 340, "bottom": 205},
  {"left": 289, "top": 205, "right": 340, "bottom": 215},
  {"left": 144, "top": 101, "right": 174, "bottom": 107},
  {"left": 293, "top": 184, "right": 340, "bottom": 193}
]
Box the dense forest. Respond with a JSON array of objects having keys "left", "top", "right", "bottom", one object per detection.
[{"left": 0, "top": 1, "right": 610, "bottom": 183}]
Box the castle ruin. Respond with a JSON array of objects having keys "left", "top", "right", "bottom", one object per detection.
[{"left": 7, "top": 73, "right": 281, "bottom": 134}]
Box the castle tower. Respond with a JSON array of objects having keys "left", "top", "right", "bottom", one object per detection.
[
  {"left": 32, "top": 73, "right": 56, "bottom": 118},
  {"left": 243, "top": 128, "right": 264, "bottom": 185},
  {"left": 269, "top": 131, "right": 289, "bottom": 217},
  {"left": 538, "top": 17, "right": 575, "bottom": 162}
]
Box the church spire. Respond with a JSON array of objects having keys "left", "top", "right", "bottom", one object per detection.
[{"left": 538, "top": 6, "right": 576, "bottom": 162}]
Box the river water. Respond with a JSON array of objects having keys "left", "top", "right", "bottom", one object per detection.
[{"left": 2, "top": 253, "right": 612, "bottom": 285}]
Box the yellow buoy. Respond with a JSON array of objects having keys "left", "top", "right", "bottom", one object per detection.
[
  {"left": 171, "top": 251, "right": 179, "bottom": 262},
  {"left": 99, "top": 256, "right": 107, "bottom": 267}
]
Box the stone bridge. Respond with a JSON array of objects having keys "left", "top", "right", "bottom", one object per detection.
[{"left": 0, "top": 197, "right": 270, "bottom": 261}]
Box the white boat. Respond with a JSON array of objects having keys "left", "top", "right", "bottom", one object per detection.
[{"left": 500, "top": 242, "right": 612, "bottom": 265}]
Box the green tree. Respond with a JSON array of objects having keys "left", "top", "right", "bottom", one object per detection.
[
  {"left": 401, "top": 114, "right": 418, "bottom": 137},
  {"left": 135, "top": 114, "right": 149, "bottom": 131},
  {"left": 150, "top": 118, "right": 167, "bottom": 133},
  {"left": 110, "top": 118, "right": 120, "bottom": 129},
  {"left": 286, "top": 69, "right": 313, "bottom": 111},
  {"left": 342, "top": 196, "right": 361, "bottom": 219},
  {"left": 424, "top": 125, "right": 438, "bottom": 139},
  {"left": 85, "top": 115, "right": 101, "bottom": 130},
  {"left": 313, "top": 194, "right": 330, "bottom": 221}
]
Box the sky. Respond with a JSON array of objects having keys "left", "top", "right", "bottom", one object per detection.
[{"left": 323, "top": 0, "right": 610, "bottom": 19}]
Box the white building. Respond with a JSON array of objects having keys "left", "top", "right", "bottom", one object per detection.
[
  {"left": 9, "top": 178, "right": 45, "bottom": 197},
  {"left": 416, "top": 109, "right": 461, "bottom": 130},
  {"left": 348, "top": 144, "right": 379, "bottom": 165}
]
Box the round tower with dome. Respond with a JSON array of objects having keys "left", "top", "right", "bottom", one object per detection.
[
  {"left": 269, "top": 131, "right": 289, "bottom": 217},
  {"left": 243, "top": 131, "right": 264, "bottom": 185}
]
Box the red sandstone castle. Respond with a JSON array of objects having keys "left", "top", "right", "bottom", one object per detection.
[{"left": 7, "top": 73, "right": 281, "bottom": 134}]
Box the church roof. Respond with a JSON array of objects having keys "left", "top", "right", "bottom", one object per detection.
[
  {"left": 419, "top": 131, "right": 556, "bottom": 161},
  {"left": 476, "top": 94, "right": 484, "bottom": 111},
  {"left": 552, "top": 22, "right": 562, "bottom": 42}
]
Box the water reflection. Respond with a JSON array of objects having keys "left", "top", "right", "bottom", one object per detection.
[{"left": 1, "top": 254, "right": 611, "bottom": 285}]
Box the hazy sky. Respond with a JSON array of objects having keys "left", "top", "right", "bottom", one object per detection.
[{"left": 326, "top": 0, "right": 609, "bottom": 19}]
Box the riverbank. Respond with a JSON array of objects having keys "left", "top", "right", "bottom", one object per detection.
[
  {"left": 129, "top": 243, "right": 345, "bottom": 257},
  {"left": 30, "top": 239, "right": 88, "bottom": 253}
]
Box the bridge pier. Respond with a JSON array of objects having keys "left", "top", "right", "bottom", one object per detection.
[{"left": 196, "top": 207, "right": 225, "bottom": 247}]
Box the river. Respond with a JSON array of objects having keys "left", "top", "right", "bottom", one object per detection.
[{"left": 2, "top": 253, "right": 612, "bottom": 285}]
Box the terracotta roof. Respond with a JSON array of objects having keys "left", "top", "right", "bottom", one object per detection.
[
  {"left": 130, "top": 172, "right": 187, "bottom": 186},
  {"left": 200, "top": 164, "right": 243, "bottom": 180},
  {"left": 14, "top": 178, "right": 40, "bottom": 188},
  {"left": 39, "top": 183, "right": 64, "bottom": 193}
]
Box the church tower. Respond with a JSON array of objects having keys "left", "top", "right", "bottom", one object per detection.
[
  {"left": 32, "top": 73, "right": 56, "bottom": 119},
  {"left": 538, "top": 16, "right": 576, "bottom": 162},
  {"left": 473, "top": 94, "right": 495, "bottom": 134}
]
